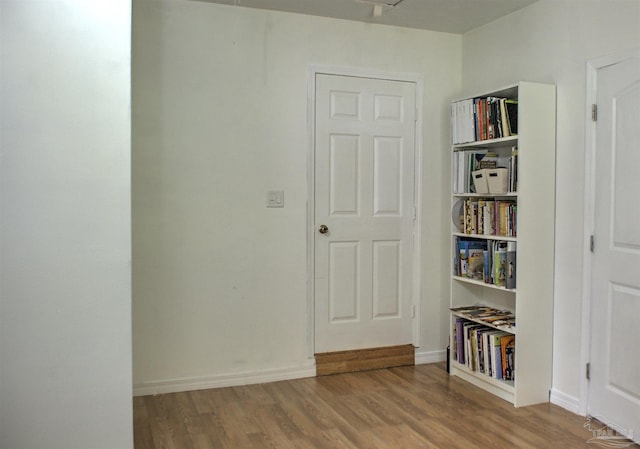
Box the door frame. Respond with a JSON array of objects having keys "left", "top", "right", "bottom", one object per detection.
[
  {"left": 580, "top": 47, "right": 640, "bottom": 416},
  {"left": 305, "top": 65, "right": 424, "bottom": 358}
]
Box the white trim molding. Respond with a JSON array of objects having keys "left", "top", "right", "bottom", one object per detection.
[
  {"left": 134, "top": 350, "right": 448, "bottom": 396},
  {"left": 133, "top": 363, "right": 316, "bottom": 397},
  {"left": 414, "top": 349, "right": 447, "bottom": 365},
  {"left": 551, "top": 388, "right": 582, "bottom": 415}
]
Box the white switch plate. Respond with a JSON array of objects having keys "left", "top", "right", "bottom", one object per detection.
[{"left": 266, "top": 190, "right": 284, "bottom": 208}]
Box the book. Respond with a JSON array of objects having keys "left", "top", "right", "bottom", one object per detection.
[
  {"left": 505, "top": 342, "right": 515, "bottom": 381},
  {"left": 457, "top": 238, "right": 486, "bottom": 278},
  {"left": 452, "top": 152, "right": 459, "bottom": 193},
  {"left": 492, "top": 97, "right": 502, "bottom": 139},
  {"left": 482, "top": 200, "right": 495, "bottom": 235},
  {"left": 497, "top": 202, "right": 507, "bottom": 236},
  {"left": 500, "top": 98, "right": 510, "bottom": 137},
  {"left": 506, "top": 242, "right": 517, "bottom": 289},
  {"left": 477, "top": 328, "right": 490, "bottom": 374},
  {"left": 484, "top": 330, "right": 506, "bottom": 377},
  {"left": 478, "top": 99, "right": 486, "bottom": 141},
  {"left": 483, "top": 250, "right": 491, "bottom": 283},
  {"left": 470, "top": 327, "right": 480, "bottom": 371},
  {"left": 505, "top": 99, "right": 518, "bottom": 135},
  {"left": 453, "top": 97, "right": 517, "bottom": 143},
  {"left": 458, "top": 244, "right": 468, "bottom": 278},
  {"left": 468, "top": 248, "right": 485, "bottom": 280},
  {"left": 461, "top": 150, "right": 467, "bottom": 190},
  {"left": 473, "top": 99, "right": 480, "bottom": 142},
  {"left": 487, "top": 98, "right": 495, "bottom": 139},
  {"left": 451, "top": 99, "right": 477, "bottom": 144},
  {"left": 500, "top": 334, "right": 516, "bottom": 381},
  {"left": 477, "top": 199, "right": 485, "bottom": 234},
  {"left": 493, "top": 241, "right": 508, "bottom": 287},
  {"left": 509, "top": 147, "right": 518, "bottom": 192},
  {"left": 469, "top": 199, "right": 478, "bottom": 234},
  {"left": 470, "top": 325, "right": 492, "bottom": 372},
  {"left": 494, "top": 201, "right": 516, "bottom": 236},
  {"left": 490, "top": 332, "right": 509, "bottom": 379},
  {"left": 464, "top": 322, "right": 485, "bottom": 369},
  {"left": 455, "top": 318, "right": 466, "bottom": 364},
  {"left": 481, "top": 328, "right": 490, "bottom": 373}
]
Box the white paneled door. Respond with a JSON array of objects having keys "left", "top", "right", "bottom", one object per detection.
[
  {"left": 589, "top": 53, "right": 640, "bottom": 442},
  {"left": 314, "top": 73, "right": 417, "bottom": 353}
]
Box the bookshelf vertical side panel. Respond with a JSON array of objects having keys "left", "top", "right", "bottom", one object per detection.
[{"left": 513, "top": 82, "right": 556, "bottom": 407}]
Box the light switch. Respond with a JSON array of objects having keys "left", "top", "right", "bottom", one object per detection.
[{"left": 266, "top": 190, "right": 284, "bottom": 208}]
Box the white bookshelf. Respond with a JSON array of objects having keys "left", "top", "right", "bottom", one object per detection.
[{"left": 449, "top": 82, "right": 556, "bottom": 407}]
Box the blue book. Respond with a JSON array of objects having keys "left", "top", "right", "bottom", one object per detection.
[{"left": 483, "top": 250, "right": 490, "bottom": 283}]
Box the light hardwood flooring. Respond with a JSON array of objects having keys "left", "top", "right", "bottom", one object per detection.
[{"left": 133, "top": 363, "right": 624, "bottom": 449}]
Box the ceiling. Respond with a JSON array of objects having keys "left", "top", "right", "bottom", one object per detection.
[{"left": 192, "top": 0, "right": 539, "bottom": 34}]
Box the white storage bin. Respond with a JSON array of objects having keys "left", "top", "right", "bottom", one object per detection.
[
  {"left": 472, "top": 169, "right": 489, "bottom": 194},
  {"left": 487, "top": 168, "right": 509, "bottom": 193}
]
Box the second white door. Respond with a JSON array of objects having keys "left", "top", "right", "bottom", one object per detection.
[
  {"left": 589, "top": 53, "right": 640, "bottom": 442},
  {"left": 314, "top": 73, "right": 417, "bottom": 354}
]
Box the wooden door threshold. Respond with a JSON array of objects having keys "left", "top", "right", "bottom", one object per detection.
[{"left": 315, "top": 344, "right": 414, "bottom": 376}]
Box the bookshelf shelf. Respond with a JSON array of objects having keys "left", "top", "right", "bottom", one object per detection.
[
  {"left": 449, "top": 82, "right": 556, "bottom": 407},
  {"left": 452, "top": 275, "right": 516, "bottom": 292},
  {"left": 451, "top": 362, "right": 515, "bottom": 404},
  {"left": 452, "top": 232, "right": 517, "bottom": 242},
  {"left": 453, "top": 135, "right": 518, "bottom": 150},
  {"left": 452, "top": 361, "right": 515, "bottom": 390},
  {"left": 451, "top": 311, "right": 516, "bottom": 335},
  {"left": 453, "top": 192, "right": 518, "bottom": 199}
]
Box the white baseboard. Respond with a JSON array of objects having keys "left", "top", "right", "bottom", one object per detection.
[
  {"left": 133, "top": 362, "right": 316, "bottom": 397},
  {"left": 134, "top": 350, "right": 447, "bottom": 396},
  {"left": 550, "top": 388, "right": 582, "bottom": 415},
  {"left": 415, "top": 349, "right": 447, "bottom": 365}
]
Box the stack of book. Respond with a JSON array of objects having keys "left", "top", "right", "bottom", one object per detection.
[
  {"left": 451, "top": 97, "right": 518, "bottom": 145},
  {"left": 450, "top": 305, "right": 515, "bottom": 329},
  {"left": 454, "top": 238, "right": 517, "bottom": 289},
  {"left": 451, "top": 306, "right": 516, "bottom": 382},
  {"left": 462, "top": 198, "right": 517, "bottom": 237}
]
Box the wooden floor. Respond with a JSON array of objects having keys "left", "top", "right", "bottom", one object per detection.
[
  {"left": 315, "top": 345, "right": 414, "bottom": 376},
  {"left": 134, "top": 363, "right": 621, "bottom": 449}
]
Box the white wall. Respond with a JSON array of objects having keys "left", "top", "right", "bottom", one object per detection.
[
  {"left": 0, "top": 1, "right": 133, "bottom": 448},
  {"left": 462, "top": 0, "right": 640, "bottom": 410},
  {"left": 132, "top": 0, "right": 460, "bottom": 391}
]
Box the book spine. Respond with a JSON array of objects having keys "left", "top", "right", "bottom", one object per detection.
[
  {"left": 484, "top": 332, "right": 492, "bottom": 377},
  {"left": 494, "top": 341, "right": 502, "bottom": 380},
  {"left": 456, "top": 319, "right": 465, "bottom": 364},
  {"left": 459, "top": 248, "right": 468, "bottom": 278},
  {"left": 483, "top": 250, "right": 490, "bottom": 283},
  {"left": 473, "top": 100, "right": 478, "bottom": 141},
  {"left": 494, "top": 242, "right": 508, "bottom": 287},
  {"left": 506, "top": 242, "right": 517, "bottom": 289},
  {"left": 500, "top": 98, "right": 509, "bottom": 137},
  {"left": 500, "top": 335, "right": 516, "bottom": 380}
]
